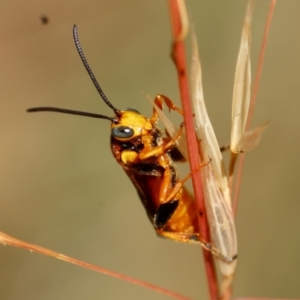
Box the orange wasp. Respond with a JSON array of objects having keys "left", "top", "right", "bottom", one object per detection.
[{"left": 28, "top": 25, "right": 236, "bottom": 263}]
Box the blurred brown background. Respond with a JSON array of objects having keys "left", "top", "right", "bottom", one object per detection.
[{"left": 0, "top": 1, "right": 299, "bottom": 299}]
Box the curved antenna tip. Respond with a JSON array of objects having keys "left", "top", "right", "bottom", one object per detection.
[{"left": 72, "top": 25, "right": 120, "bottom": 115}]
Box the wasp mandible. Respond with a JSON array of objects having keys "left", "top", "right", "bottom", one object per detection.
[{"left": 28, "top": 25, "right": 236, "bottom": 263}]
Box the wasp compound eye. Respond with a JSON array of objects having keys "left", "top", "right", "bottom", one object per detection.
[{"left": 112, "top": 126, "right": 134, "bottom": 139}]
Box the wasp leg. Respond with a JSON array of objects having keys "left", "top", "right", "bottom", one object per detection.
[
  {"left": 163, "top": 132, "right": 186, "bottom": 162},
  {"left": 150, "top": 94, "right": 183, "bottom": 124},
  {"left": 157, "top": 94, "right": 183, "bottom": 115},
  {"left": 164, "top": 158, "right": 212, "bottom": 203},
  {"left": 139, "top": 123, "right": 184, "bottom": 160},
  {"left": 157, "top": 231, "right": 237, "bottom": 263},
  {"left": 153, "top": 159, "right": 211, "bottom": 235}
]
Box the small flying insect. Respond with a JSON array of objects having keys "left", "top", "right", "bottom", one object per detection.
[
  {"left": 40, "top": 15, "right": 49, "bottom": 25},
  {"left": 28, "top": 25, "right": 236, "bottom": 263}
]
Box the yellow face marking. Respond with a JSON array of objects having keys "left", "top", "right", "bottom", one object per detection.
[{"left": 121, "top": 150, "right": 138, "bottom": 164}]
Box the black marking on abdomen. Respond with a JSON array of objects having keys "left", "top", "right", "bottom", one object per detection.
[
  {"left": 154, "top": 200, "right": 179, "bottom": 229},
  {"left": 133, "top": 164, "right": 164, "bottom": 176}
]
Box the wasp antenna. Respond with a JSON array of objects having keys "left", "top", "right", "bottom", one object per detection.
[
  {"left": 27, "top": 107, "right": 118, "bottom": 123},
  {"left": 73, "top": 25, "right": 120, "bottom": 116}
]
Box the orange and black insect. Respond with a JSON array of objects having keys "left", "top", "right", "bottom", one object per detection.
[{"left": 28, "top": 25, "right": 236, "bottom": 263}]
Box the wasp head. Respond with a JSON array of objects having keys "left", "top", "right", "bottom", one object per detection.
[{"left": 111, "top": 108, "right": 153, "bottom": 141}]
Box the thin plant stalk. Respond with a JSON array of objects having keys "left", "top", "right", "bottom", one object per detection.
[
  {"left": 168, "top": 1, "right": 218, "bottom": 300},
  {"left": 233, "top": 0, "right": 277, "bottom": 215},
  {"left": 0, "top": 231, "right": 192, "bottom": 300}
]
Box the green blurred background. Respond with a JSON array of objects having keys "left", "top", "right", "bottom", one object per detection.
[{"left": 1, "top": 1, "right": 299, "bottom": 299}]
